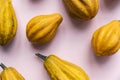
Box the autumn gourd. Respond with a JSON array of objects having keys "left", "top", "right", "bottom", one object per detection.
[
  {"left": 0, "top": 0, "right": 17, "bottom": 46},
  {"left": 63, "top": 0, "right": 99, "bottom": 20},
  {"left": 26, "top": 13, "right": 63, "bottom": 44},
  {"left": 36, "top": 53, "right": 90, "bottom": 80},
  {"left": 91, "top": 20, "right": 120, "bottom": 56},
  {"left": 0, "top": 63, "right": 25, "bottom": 80}
]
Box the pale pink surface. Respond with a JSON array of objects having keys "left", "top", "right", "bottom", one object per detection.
[{"left": 0, "top": 0, "right": 120, "bottom": 80}]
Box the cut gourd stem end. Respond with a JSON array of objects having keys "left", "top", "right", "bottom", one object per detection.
[
  {"left": 35, "top": 53, "right": 47, "bottom": 61},
  {"left": 0, "top": 63, "right": 7, "bottom": 69}
]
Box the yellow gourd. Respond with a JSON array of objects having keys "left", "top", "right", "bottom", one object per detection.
[
  {"left": 91, "top": 20, "right": 120, "bottom": 56},
  {"left": 63, "top": 0, "right": 99, "bottom": 20},
  {"left": 26, "top": 13, "right": 63, "bottom": 44},
  {"left": 36, "top": 53, "right": 90, "bottom": 80},
  {"left": 0, "top": 0, "right": 17, "bottom": 46},
  {"left": 0, "top": 63, "right": 25, "bottom": 80}
]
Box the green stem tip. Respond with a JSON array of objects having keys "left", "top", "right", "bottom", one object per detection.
[
  {"left": 0, "top": 63, "right": 7, "bottom": 69},
  {"left": 35, "top": 53, "right": 47, "bottom": 61}
]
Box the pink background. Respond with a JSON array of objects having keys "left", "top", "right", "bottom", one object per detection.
[{"left": 0, "top": 0, "right": 120, "bottom": 80}]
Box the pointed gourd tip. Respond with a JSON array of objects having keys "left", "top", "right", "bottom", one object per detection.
[
  {"left": 35, "top": 53, "right": 39, "bottom": 56},
  {"left": 35, "top": 53, "right": 47, "bottom": 61},
  {"left": 0, "top": 63, "right": 6, "bottom": 69}
]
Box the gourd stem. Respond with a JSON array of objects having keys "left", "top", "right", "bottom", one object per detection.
[
  {"left": 0, "top": 63, "right": 7, "bottom": 69},
  {"left": 35, "top": 53, "right": 47, "bottom": 61}
]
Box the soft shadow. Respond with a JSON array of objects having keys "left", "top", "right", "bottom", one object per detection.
[
  {"left": 70, "top": 18, "right": 93, "bottom": 30},
  {"left": 30, "top": 36, "right": 56, "bottom": 52},
  {"left": 0, "top": 38, "right": 17, "bottom": 53},
  {"left": 61, "top": 0, "right": 94, "bottom": 30},
  {"left": 28, "top": 0, "right": 45, "bottom": 6},
  {"left": 31, "top": 42, "right": 51, "bottom": 51},
  {"left": 93, "top": 54, "right": 110, "bottom": 64},
  {"left": 88, "top": 44, "right": 110, "bottom": 64},
  {"left": 103, "top": 0, "right": 120, "bottom": 9},
  {"left": 29, "top": 0, "right": 44, "bottom": 3}
]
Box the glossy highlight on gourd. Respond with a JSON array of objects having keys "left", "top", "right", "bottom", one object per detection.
[
  {"left": 0, "top": 63, "right": 25, "bottom": 80},
  {"left": 36, "top": 53, "right": 90, "bottom": 80},
  {"left": 0, "top": 0, "right": 17, "bottom": 46},
  {"left": 91, "top": 20, "right": 120, "bottom": 56},
  {"left": 64, "top": 0, "right": 99, "bottom": 20},
  {"left": 26, "top": 13, "right": 63, "bottom": 44}
]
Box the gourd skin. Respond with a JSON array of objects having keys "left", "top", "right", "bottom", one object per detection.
[
  {"left": 26, "top": 13, "right": 63, "bottom": 44},
  {"left": 91, "top": 20, "right": 120, "bottom": 56},
  {"left": 0, "top": 0, "right": 17, "bottom": 46},
  {"left": 0, "top": 63, "right": 25, "bottom": 80},
  {"left": 36, "top": 54, "right": 90, "bottom": 80},
  {"left": 1, "top": 67, "right": 25, "bottom": 80},
  {"left": 64, "top": 0, "right": 99, "bottom": 20}
]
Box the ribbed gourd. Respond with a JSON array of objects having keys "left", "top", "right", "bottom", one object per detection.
[
  {"left": 63, "top": 0, "right": 99, "bottom": 20},
  {"left": 36, "top": 53, "right": 90, "bottom": 80},
  {"left": 0, "top": 63, "right": 25, "bottom": 80},
  {"left": 26, "top": 13, "right": 63, "bottom": 44},
  {"left": 0, "top": 0, "right": 17, "bottom": 46},
  {"left": 91, "top": 20, "right": 120, "bottom": 56}
]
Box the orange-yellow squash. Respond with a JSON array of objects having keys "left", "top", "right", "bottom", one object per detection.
[
  {"left": 63, "top": 0, "right": 99, "bottom": 20},
  {"left": 26, "top": 13, "right": 63, "bottom": 44},
  {"left": 0, "top": 63, "right": 25, "bottom": 80},
  {"left": 91, "top": 20, "right": 120, "bottom": 56},
  {"left": 0, "top": 0, "right": 17, "bottom": 46},
  {"left": 36, "top": 53, "right": 90, "bottom": 80}
]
